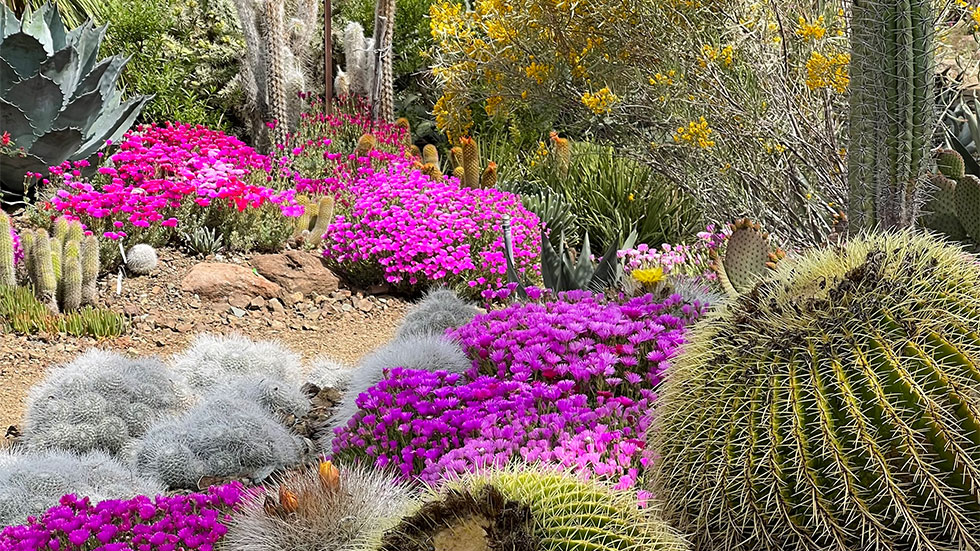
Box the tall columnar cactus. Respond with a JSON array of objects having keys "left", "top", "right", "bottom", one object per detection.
[
  {"left": 847, "top": 0, "right": 936, "bottom": 233},
  {"left": 264, "top": 0, "right": 288, "bottom": 146},
  {"left": 0, "top": 212, "right": 15, "bottom": 287},
  {"left": 0, "top": 2, "right": 151, "bottom": 205},
  {"left": 371, "top": 0, "right": 396, "bottom": 122},
  {"left": 60, "top": 239, "right": 82, "bottom": 311},
  {"left": 460, "top": 137, "right": 480, "bottom": 189},
  {"left": 80, "top": 234, "right": 98, "bottom": 305},
  {"left": 341, "top": 21, "right": 376, "bottom": 101},
  {"left": 550, "top": 131, "right": 571, "bottom": 178},
  {"left": 650, "top": 232, "right": 980, "bottom": 551},
  {"left": 29, "top": 229, "right": 57, "bottom": 313}
]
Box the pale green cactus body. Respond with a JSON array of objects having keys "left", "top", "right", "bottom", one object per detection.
[
  {"left": 80, "top": 234, "right": 98, "bottom": 305},
  {"left": 954, "top": 173, "right": 980, "bottom": 243},
  {"left": 0, "top": 212, "right": 15, "bottom": 287},
  {"left": 61, "top": 239, "right": 81, "bottom": 311}
]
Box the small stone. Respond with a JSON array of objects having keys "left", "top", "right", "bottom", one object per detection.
[
  {"left": 341, "top": 303, "right": 353, "bottom": 312},
  {"left": 228, "top": 295, "right": 250, "bottom": 309},
  {"left": 356, "top": 298, "right": 374, "bottom": 313},
  {"left": 268, "top": 298, "right": 285, "bottom": 314},
  {"left": 249, "top": 296, "right": 266, "bottom": 309},
  {"left": 283, "top": 292, "right": 304, "bottom": 306},
  {"left": 123, "top": 304, "right": 141, "bottom": 316},
  {"left": 270, "top": 320, "right": 286, "bottom": 330},
  {"left": 229, "top": 306, "right": 247, "bottom": 318}
]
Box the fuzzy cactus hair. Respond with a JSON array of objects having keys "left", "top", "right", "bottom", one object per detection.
[
  {"left": 125, "top": 243, "right": 158, "bottom": 275},
  {"left": 0, "top": 448, "right": 164, "bottom": 527},
  {"left": 22, "top": 349, "right": 188, "bottom": 455},
  {"left": 306, "top": 356, "right": 353, "bottom": 391},
  {"left": 394, "top": 287, "right": 482, "bottom": 340},
  {"left": 169, "top": 333, "right": 304, "bottom": 393},
  {"left": 223, "top": 459, "right": 419, "bottom": 551},
  {"left": 126, "top": 393, "right": 306, "bottom": 490}
]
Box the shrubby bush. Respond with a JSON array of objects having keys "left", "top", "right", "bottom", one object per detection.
[{"left": 0, "top": 449, "right": 165, "bottom": 527}]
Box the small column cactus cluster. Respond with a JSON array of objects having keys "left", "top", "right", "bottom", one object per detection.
[
  {"left": 406, "top": 135, "right": 500, "bottom": 189},
  {"left": 292, "top": 195, "right": 335, "bottom": 248},
  {"left": 2, "top": 215, "right": 100, "bottom": 314}
]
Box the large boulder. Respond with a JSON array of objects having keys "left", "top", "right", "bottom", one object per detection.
[
  {"left": 181, "top": 262, "right": 282, "bottom": 300},
  {"left": 250, "top": 251, "right": 340, "bottom": 296}
]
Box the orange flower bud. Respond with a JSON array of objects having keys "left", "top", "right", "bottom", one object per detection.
[{"left": 319, "top": 460, "right": 340, "bottom": 490}]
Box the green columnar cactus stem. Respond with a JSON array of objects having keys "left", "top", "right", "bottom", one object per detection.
[
  {"left": 422, "top": 144, "right": 440, "bottom": 167},
  {"left": 461, "top": 137, "right": 480, "bottom": 189},
  {"left": 847, "top": 0, "right": 935, "bottom": 233},
  {"left": 52, "top": 217, "right": 69, "bottom": 243},
  {"left": 307, "top": 196, "right": 335, "bottom": 248},
  {"left": 66, "top": 220, "right": 84, "bottom": 245},
  {"left": 0, "top": 212, "right": 15, "bottom": 287},
  {"left": 61, "top": 240, "right": 82, "bottom": 312},
  {"left": 650, "top": 232, "right": 980, "bottom": 551},
  {"left": 265, "top": 0, "right": 288, "bottom": 146},
  {"left": 80, "top": 235, "right": 99, "bottom": 306},
  {"left": 20, "top": 230, "right": 34, "bottom": 287},
  {"left": 50, "top": 236, "right": 62, "bottom": 285},
  {"left": 30, "top": 230, "right": 58, "bottom": 313}
]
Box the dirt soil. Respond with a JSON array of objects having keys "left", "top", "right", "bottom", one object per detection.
[{"left": 0, "top": 247, "right": 409, "bottom": 432}]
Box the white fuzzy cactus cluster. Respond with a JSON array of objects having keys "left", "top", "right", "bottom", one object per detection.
[
  {"left": 22, "top": 350, "right": 188, "bottom": 455},
  {"left": 0, "top": 449, "right": 165, "bottom": 526},
  {"left": 170, "top": 333, "right": 304, "bottom": 392},
  {"left": 125, "top": 243, "right": 158, "bottom": 275},
  {"left": 124, "top": 393, "right": 306, "bottom": 489},
  {"left": 394, "top": 288, "right": 482, "bottom": 339}
]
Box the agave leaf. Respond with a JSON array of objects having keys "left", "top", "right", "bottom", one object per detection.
[
  {"left": 51, "top": 87, "right": 102, "bottom": 131},
  {"left": 94, "top": 54, "right": 131, "bottom": 100},
  {"left": 541, "top": 227, "right": 562, "bottom": 290},
  {"left": 72, "top": 94, "right": 151, "bottom": 158},
  {"left": 71, "top": 54, "right": 124, "bottom": 101},
  {"left": 38, "top": 46, "right": 79, "bottom": 99},
  {"left": 4, "top": 72, "right": 63, "bottom": 135},
  {"left": 40, "top": 2, "right": 68, "bottom": 52},
  {"left": 0, "top": 97, "right": 36, "bottom": 146},
  {"left": 571, "top": 233, "right": 594, "bottom": 288},
  {"left": 28, "top": 127, "right": 84, "bottom": 165},
  {"left": 0, "top": 151, "right": 46, "bottom": 200},
  {"left": 22, "top": 4, "right": 54, "bottom": 55},
  {"left": 74, "top": 22, "right": 107, "bottom": 77},
  {"left": 0, "top": 3, "right": 19, "bottom": 40},
  {"left": 590, "top": 228, "right": 637, "bottom": 292},
  {"left": 0, "top": 32, "right": 48, "bottom": 78},
  {"left": 0, "top": 57, "right": 18, "bottom": 96}
]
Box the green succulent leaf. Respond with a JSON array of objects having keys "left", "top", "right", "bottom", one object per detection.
[
  {"left": 571, "top": 233, "right": 593, "bottom": 288},
  {"left": 28, "top": 127, "right": 83, "bottom": 165},
  {"left": 4, "top": 72, "right": 64, "bottom": 135},
  {"left": 22, "top": 4, "right": 55, "bottom": 55},
  {"left": 50, "top": 87, "right": 102, "bottom": 131},
  {"left": 0, "top": 4, "right": 19, "bottom": 40},
  {"left": 38, "top": 46, "right": 79, "bottom": 98},
  {"left": 73, "top": 94, "right": 151, "bottom": 158},
  {"left": 0, "top": 32, "right": 48, "bottom": 78},
  {"left": 541, "top": 228, "right": 562, "bottom": 291},
  {"left": 0, "top": 96, "right": 36, "bottom": 146}
]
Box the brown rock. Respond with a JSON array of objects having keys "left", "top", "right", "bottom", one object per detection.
[
  {"left": 228, "top": 295, "right": 250, "bottom": 309},
  {"left": 181, "top": 262, "right": 281, "bottom": 300},
  {"left": 249, "top": 296, "right": 266, "bottom": 309},
  {"left": 250, "top": 251, "right": 340, "bottom": 296},
  {"left": 268, "top": 298, "right": 285, "bottom": 314}
]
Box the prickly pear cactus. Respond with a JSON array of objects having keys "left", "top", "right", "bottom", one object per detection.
[
  {"left": 650, "top": 231, "right": 980, "bottom": 551},
  {"left": 955, "top": 174, "right": 980, "bottom": 244},
  {"left": 715, "top": 219, "right": 771, "bottom": 296},
  {"left": 937, "top": 148, "right": 965, "bottom": 179},
  {"left": 922, "top": 173, "right": 968, "bottom": 241}
]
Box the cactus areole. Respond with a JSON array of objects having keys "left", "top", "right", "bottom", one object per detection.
[
  {"left": 847, "top": 0, "right": 935, "bottom": 234},
  {"left": 650, "top": 232, "right": 980, "bottom": 551}
]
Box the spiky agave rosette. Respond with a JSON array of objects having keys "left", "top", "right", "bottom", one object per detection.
[
  {"left": 650, "top": 231, "right": 980, "bottom": 551},
  {"left": 418, "top": 466, "right": 689, "bottom": 551}
]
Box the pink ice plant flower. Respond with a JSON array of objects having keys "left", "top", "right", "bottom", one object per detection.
[{"left": 0, "top": 483, "right": 243, "bottom": 551}]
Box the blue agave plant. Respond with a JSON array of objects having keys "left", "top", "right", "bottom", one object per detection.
[{"left": 0, "top": 1, "right": 151, "bottom": 207}]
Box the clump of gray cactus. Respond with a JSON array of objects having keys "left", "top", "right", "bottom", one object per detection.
[
  {"left": 214, "top": 374, "right": 311, "bottom": 420},
  {"left": 169, "top": 333, "right": 304, "bottom": 393},
  {"left": 125, "top": 244, "right": 158, "bottom": 275},
  {"left": 0, "top": 448, "right": 164, "bottom": 526},
  {"left": 126, "top": 393, "right": 306, "bottom": 490},
  {"left": 306, "top": 356, "right": 353, "bottom": 391},
  {"left": 395, "top": 288, "right": 481, "bottom": 339},
  {"left": 22, "top": 349, "right": 188, "bottom": 455}
]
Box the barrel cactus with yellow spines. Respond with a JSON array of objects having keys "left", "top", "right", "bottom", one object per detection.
[{"left": 649, "top": 231, "right": 980, "bottom": 551}]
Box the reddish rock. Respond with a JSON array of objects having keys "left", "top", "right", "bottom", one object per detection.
[
  {"left": 250, "top": 251, "right": 340, "bottom": 296},
  {"left": 181, "top": 262, "right": 281, "bottom": 300}
]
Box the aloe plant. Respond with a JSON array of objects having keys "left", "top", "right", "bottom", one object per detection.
[{"left": 0, "top": 1, "right": 151, "bottom": 206}]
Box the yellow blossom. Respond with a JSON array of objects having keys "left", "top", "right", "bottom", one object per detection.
[
  {"left": 795, "top": 15, "right": 826, "bottom": 40},
  {"left": 581, "top": 87, "right": 619, "bottom": 115},
  {"left": 632, "top": 267, "right": 665, "bottom": 286},
  {"left": 673, "top": 116, "right": 716, "bottom": 149},
  {"left": 805, "top": 51, "right": 850, "bottom": 93}
]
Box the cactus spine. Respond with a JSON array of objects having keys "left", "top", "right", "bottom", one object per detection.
[
  {"left": 30, "top": 230, "right": 58, "bottom": 313},
  {"left": 265, "top": 0, "right": 288, "bottom": 146},
  {"left": 371, "top": 0, "right": 396, "bottom": 122},
  {"left": 307, "top": 196, "right": 335, "bottom": 247},
  {"left": 480, "top": 161, "right": 497, "bottom": 189},
  {"left": 0, "top": 212, "right": 14, "bottom": 287},
  {"left": 847, "top": 0, "right": 935, "bottom": 233},
  {"left": 650, "top": 232, "right": 980, "bottom": 551},
  {"left": 61, "top": 240, "right": 82, "bottom": 312},
  {"left": 460, "top": 137, "right": 480, "bottom": 188},
  {"left": 80, "top": 235, "right": 99, "bottom": 306},
  {"left": 355, "top": 134, "right": 377, "bottom": 158},
  {"left": 422, "top": 144, "right": 440, "bottom": 166},
  {"left": 452, "top": 166, "right": 465, "bottom": 180}
]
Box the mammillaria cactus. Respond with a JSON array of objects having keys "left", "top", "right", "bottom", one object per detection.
[
  {"left": 125, "top": 243, "right": 157, "bottom": 275},
  {"left": 650, "top": 232, "right": 980, "bottom": 551},
  {"left": 22, "top": 349, "right": 188, "bottom": 455},
  {"left": 223, "top": 460, "right": 418, "bottom": 551},
  {"left": 0, "top": 2, "right": 150, "bottom": 205},
  {"left": 127, "top": 394, "right": 305, "bottom": 490},
  {"left": 213, "top": 374, "right": 311, "bottom": 420},
  {"left": 0, "top": 448, "right": 164, "bottom": 527},
  {"left": 395, "top": 287, "right": 481, "bottom": 339},
  {"left": 169, "top": 333, "right": 304, "bottom": 393},
  {"left": 306, "top": 356, "right": 353, "bottom": 391},
  {"left": 421, "top": 467, "right": 688, "bottom": 551}
]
